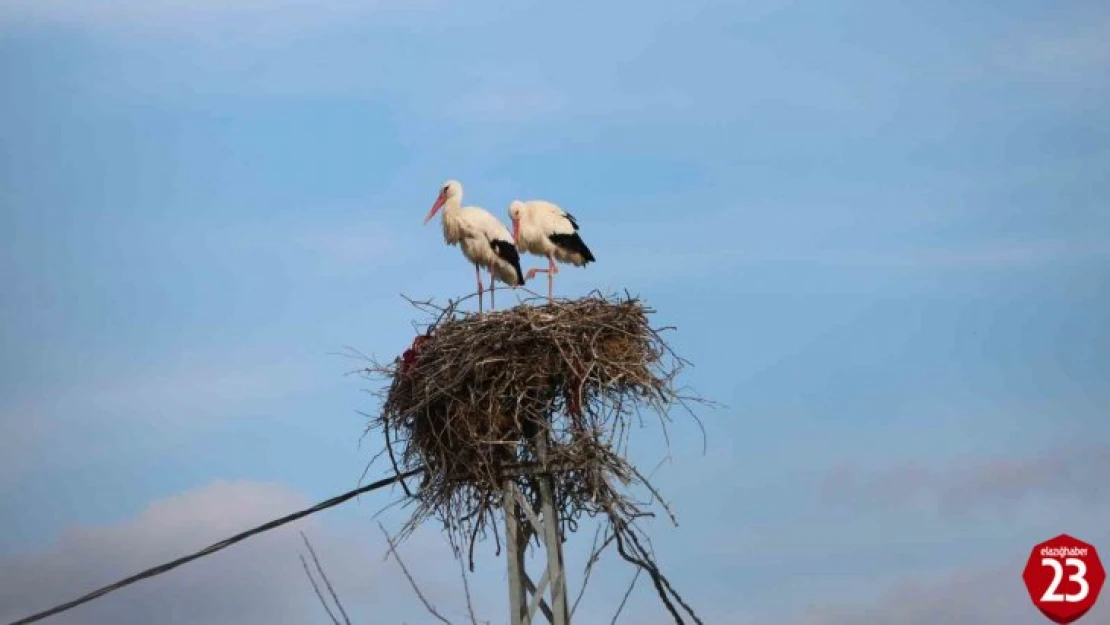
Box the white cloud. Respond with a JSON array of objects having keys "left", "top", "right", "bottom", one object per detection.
[
  {"left": 962, "top": 16, "right": 1110, "bottom": 113},
  {"left": 445, "top": 88, "right": 573, "bottom": 124},
  {"left": 577, "top": 199, "right": 1110, "bottom": 290},
  {"left": 672, "top": 439, "right": 1110, "bottom": 625},
  {"left": 0, "top": 0, "right": 437, "bottom": 37},
  {"left": 0, "top": 410, "right": 49, "bottom": 488},
  {"left": 782, "top": 561, "right": 1070, "bottom": 625},
  {"left": 997, "top": 19, "right": 1110, "bottom": 78},
  {"left": 5, "top": 351, "right": 318, "bottom": 430},
  {"left": 598, "top": 560, "right": 1100, "bottom": 625},
  {"left": 0, "top": 347, "right": 324, "bottom": 491},
  {"left": 592, "top": 232, "right": 1110, "bottom": 290},
  {"left": 0, "top": 480, "right": 381, "bottom": 625},
  {"left": 0, "top": 211, "right": 419, "bottom": 485},
  {"left": 88, "top": 359, "right": 317, "bottom": 422},
  {"left": 0, "top": 0, "right": 442, "bottom": 101},
  {"left": 108, "top": 212, "right": 410, "bottom": 284},
  {"left": 821, "top": 445, "right": 1110, "bottom": 519},
  {"left": 0, "top": 478, "right": 654, "bottom": 625},
  {"left": 438, "top": 79, "right": 701, "bottom": 125},
  {"left": 287, "top": 219, "right": 408, "bottom": 273},
  {"left": 822, "top": 239, "right": 1110, "bottom": 271}
]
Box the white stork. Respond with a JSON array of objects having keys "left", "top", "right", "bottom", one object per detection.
[
  {"left": 508, "top": 199, "right": 596, "bottom": 301},
  {"left": 424, "top": 180, "right": 525, "bottom": 312}
]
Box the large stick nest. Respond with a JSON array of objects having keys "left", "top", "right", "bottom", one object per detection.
[{"left": 357, "top": 292, "right": 707, "bottom": 623}]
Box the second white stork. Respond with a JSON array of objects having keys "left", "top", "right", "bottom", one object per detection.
[
  {"left": 424, "top": 180, "right": 525, "bottom": 312},
  {"left": 508, "top": 199, "right": 596, "bottom": 301}
]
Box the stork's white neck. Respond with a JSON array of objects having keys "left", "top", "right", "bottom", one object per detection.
[{"left": 442, "top": 194, "right": 462, "bottom": 214}]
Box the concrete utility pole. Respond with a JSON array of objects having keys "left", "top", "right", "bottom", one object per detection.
[{"left": 503, "top": 436, "right": 570, "bottom": 625}]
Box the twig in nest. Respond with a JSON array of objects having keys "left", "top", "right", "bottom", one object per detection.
[
  {"left": 300, "top": 554, "right": 340, "bottom": 625},
  {"left": 611, "top": 568, "right": 642, "bottom": 625},
  {"left": 571, "top": 523, "right": 617, "bottom": 618},
  {"left": 609, "top": 511, "right": 703, "bottom": 625},
  {"left": 299, "top": 531, "right": 352, "bottom": 625},
  {"left": 378, "top": 522, "right": 453, "bottom": 625},
  {"left": 455, "top": 547, "right": 482, "bottom": 625}
]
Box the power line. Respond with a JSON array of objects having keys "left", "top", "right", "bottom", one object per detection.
[{"left": 6, "top": 469, "right": 424, "bottom": 625}]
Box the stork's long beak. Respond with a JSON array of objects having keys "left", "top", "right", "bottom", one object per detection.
[
  {"left": 423, "top": 194, "right": 446, "bottom": 225},
  {"left": 511, "top": 217, "right": 520, "bottom": 244}
]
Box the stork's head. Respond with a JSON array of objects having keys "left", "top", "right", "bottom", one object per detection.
[
  {"left": 508, "top": 200, "right": 525, "bottom": 243},
  {"left": 424, "top": 180, "right": 462, "bottom": 224}
]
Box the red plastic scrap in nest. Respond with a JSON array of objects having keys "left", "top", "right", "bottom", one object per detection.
[{"left": 400, "top": 331, "right": 434, "bottom": 379}]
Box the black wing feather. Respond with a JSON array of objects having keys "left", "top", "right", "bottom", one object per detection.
[
  {"left": 488, "top": 238, "right": 526, "bottom": 285},
  {"left": 548, "top": 232, "right": 596, "bottom": 264}
]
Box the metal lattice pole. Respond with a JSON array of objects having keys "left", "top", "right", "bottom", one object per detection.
[{"left": 503, "top": 436, "right": 570, "bottom": 625}]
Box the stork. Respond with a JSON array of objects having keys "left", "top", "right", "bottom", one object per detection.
[
  {"left": 508, "top": 199, "right": 596, "bottom": 302},
  {"left": 424, "top": 180, "right": 525, "bottom": 312}
]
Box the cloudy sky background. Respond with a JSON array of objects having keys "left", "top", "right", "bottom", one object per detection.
[{"left": 2, "top": 0, "right": 1109, "bottom": 623}]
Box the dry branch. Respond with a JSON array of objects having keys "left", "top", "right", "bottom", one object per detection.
[
  {"left": 300, "top": 554, "right": 340, "bottom": 625},
  {"left": 299, "top": 531, "right": 352, "bottom": 625},
  {"left": 379, "top": 522, "right": 453, "bottom": 625},
  {"left": 611, "top": 568, "right": 642, "bottom": 625}
]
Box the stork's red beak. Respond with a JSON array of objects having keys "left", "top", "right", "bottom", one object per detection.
[
  {"left": 424, "top": 193, "right": 446, "bottom": 224},
  {"left": 511, "top": 218, "right": 520, "bottom": 244}
]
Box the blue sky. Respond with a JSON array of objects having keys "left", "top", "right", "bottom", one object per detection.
[{"left": 1, "top": 1, "right": 1108, "bottom": 623}]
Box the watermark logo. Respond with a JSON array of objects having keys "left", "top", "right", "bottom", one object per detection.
[{"left": 1023, "top": 534, "right": 1105, "bottom": 624}]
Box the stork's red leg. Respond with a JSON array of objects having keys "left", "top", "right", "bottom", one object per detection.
[
  {"left": 547, "top": 254, "right": 556, "bottom": 302},
  {"left": 525, "top": 257, "right": 558, "bottom": 303},
  {"left": 489, "top": 269, "right": 496, "bottom": 310},
  {"left": 475, "top": 262, "right": 484, "bottom": 313}
]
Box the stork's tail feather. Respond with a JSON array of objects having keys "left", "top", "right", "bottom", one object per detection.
[
  {"left": 581, "top": 242, "right": 596, "bottom": 264},
  {"left": 549, "top": 232, "right": 596, "bottom": 265},
  {"left": 489, "top": 238, "right": 526, "bottom": 286},
  {"left": 513, "top": 260, "right": 525, "bottom": 286}
]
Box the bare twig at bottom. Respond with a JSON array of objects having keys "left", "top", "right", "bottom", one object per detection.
[{"left": 379, "top": 522, "right": 454, "bottom": 625}]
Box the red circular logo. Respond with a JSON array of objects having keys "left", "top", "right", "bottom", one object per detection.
[{"left": 1023, "top": 534, "right": 1105, "bottom": 624}]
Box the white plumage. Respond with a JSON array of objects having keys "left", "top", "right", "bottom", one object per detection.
[
  {"left": 508, "top": 199, "right": 595, "bottom": 301},
  {"left": 424, "top": 180, "right": 524, "bottom": 311}
]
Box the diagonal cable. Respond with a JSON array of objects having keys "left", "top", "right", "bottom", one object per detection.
[{"left": 6, "top": 468, "right": 423, "bottom": 625}]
